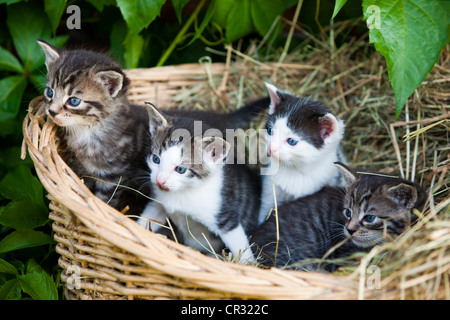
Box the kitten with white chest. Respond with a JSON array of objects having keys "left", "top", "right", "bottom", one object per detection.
[
  {"left": 38, "top": 40, "right": 150, "bottom": 214},
  {"left": 139, "top": 104, "right": 261, "bottom": 262},
  {"left": 252, "top": 163, "right": 427, "bottom": 271},
  {"left": 258, "top": 83, "right": 347, "bottom": 225}
]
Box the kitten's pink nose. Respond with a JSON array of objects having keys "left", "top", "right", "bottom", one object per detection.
[
  {"left": 156, "top": 175, "right": 169, "bottom": 191},
  {"left": 269, "top": 144, "right": 279, "bottom": 158}
]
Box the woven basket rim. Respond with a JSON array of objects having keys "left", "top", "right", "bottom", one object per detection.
[{"left": 21, "top": 63, "right": 390, "bottom": 300}]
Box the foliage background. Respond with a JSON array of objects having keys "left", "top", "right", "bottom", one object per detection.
[{"left": 0, "top": 0, "right": 448, "bottom": 299}]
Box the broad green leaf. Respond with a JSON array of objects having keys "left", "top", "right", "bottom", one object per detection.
[
  {"left": 117, "top": 0, "right": 167, "bottom": 35},
  {"left": 332, "top": 0, "right": 349, "bottom": 19},
  {"left": 0, "top": 258, "right": 18, "bottom": 275},
  {"left": 212, "top": 0, "right": 236, "bottom": 29},
  {"left": 44, "top": 0, "right": 68, "bottom": 34},
  {"left": 0, "top": 165, "right": 45, "bottom": 205},
  {"left": 0, "top": 279, "right": 22, "bottom": 300},
  {"left": 6, "top": 2, "right": 53, "bottom": 71},
  {"left": 0, "top": 200, "right": 48, "bottom": 230},
  {"left": 0, "top": 230, "right": 53, "bottom": 254},
  {"left": 363, "top": 0, "right": 449, "bottom": 117},
  {"left": 250, "top": 0, "right": 284, "bottom": 37},
  {"left": 85, "top": 0, "right": 116, "bottom": 11},
  {"left": 0, "top": 75, "right": 27, "bottom": 122},
  {"left": 17, "top": 271, "right": 58, "bottom": 300},
  {"left": 172, "top": 0, "right": 190, "bottom": 23},
  {"left": 225, "top": 0, "right": 254, "bottom": 43},
  {"left": 0, "top": 0, "right": 24, "bottom": 4},
  {"left": 123, "top": 32, "right": 145, "bottom": 69},
  {"left": 24, "top": 259, "right": 46, "bottom": 275},
  {"left": 0, "top": 46, "right": 23, "bottom": 73}
]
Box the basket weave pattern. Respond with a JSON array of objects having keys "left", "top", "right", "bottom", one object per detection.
[{"left": 22, "top": 62, "right": 371, "bottom": 300}]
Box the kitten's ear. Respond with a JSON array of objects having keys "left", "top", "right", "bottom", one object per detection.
[
  {"left": 37, "top": 40, "right": 60, "bottom": 70},
  {"left": 145, "top": 102, "right": 168, "bottom": 135},
  {"left": 264, "top": 82, "right": 281, "bottom": 115},
  {"left": 95, "top": 71, "right": 124, "bottom": 98},
  {"left": 387, "top": 183, "right": 418, "bottom": 209},
  {"left": 201, "top": 137, "right": 230, "bottom": 164},
  {"left": 335, "top": 162, "right": 358, "bottom": 185},
  {"left": 318, "top": 113, "right": 343, "bottom": 140}
]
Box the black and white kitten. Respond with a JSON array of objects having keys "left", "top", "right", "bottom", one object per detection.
[
  {"left": 251, "top": 163, "right": 427, "bottom": 271},
  {"left": 38, "top": 40, "right": 150, "bottom": 213},
  {"left": 139, "top": 103, "right": 261, "bottom": 262},
  {"left": 258, "top": 83, "right": 347, "bottom": 225}
]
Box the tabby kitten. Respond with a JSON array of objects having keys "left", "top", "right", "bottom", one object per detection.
[
  {"left": 38, "top": 40, "right": 150, "bottom": 213},
  {"left": 258, "top": 83, "right": 347, "bottom": 225},
  {"left": 139, "top": 103, "right": 261, "bottom": 262},
  {"left": 251, "top": 163, "right": 427, "bottom": 271}
]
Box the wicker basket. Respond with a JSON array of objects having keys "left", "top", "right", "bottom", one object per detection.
[{"left": 22, "top": 62, "right": 384, "bottom": 300}]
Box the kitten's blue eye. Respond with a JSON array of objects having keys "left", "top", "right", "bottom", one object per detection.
[
  {"left": 363, "top": 215, "right": 376, "bottom": 223},
  {"left": 287, "top": 138, "right": 298, "bottom": 146},
  {"left": 152, "top": 155, "right": 160, "bottom": 164},
  {"left": 344, "top": 208, "right": 352, "bottom": 218},
  {"left": 175, "top": 166, "right": 186, "bottom": 174},
  {"left": 45, "top": 88, "right": 54, "bottom": 99},
  {"left": 267, "top": 127, "right": 274, "bottom": 136},
  {"left": 68, "top": 97, "right": 81, "bottom": 107}
]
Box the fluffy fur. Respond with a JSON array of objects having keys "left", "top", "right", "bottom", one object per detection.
[
  {"left": 38, "top": 40, "right": 150, "bottom": 213},
  {"left": 139, "top": 103, "right": 261, "bottom": 262},
  {"left": 258, "top": 83, "right": 347, "bottom": 225},
  {"left": 251, "top": 163, "right": 427, "bottom": 271}
]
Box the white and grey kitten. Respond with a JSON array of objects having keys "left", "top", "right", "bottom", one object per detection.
[
  {"left": 258, "top": 82, "right": 347, "bottom": 225},
  {"left": 139, "top": 104, "right": 261, "bottom": 262}
]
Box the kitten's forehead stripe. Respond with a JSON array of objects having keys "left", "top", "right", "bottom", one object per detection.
[{"left": 85, "top": 100, "right": 105, "bottom": 112}]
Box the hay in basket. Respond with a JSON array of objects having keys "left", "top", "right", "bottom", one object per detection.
[{"left": 22, "top": 36, "right": 449, "bottom": 300}]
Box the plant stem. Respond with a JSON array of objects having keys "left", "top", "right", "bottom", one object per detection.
[{"left": 156, "top": 0, "right": 207, "bottom": 67}]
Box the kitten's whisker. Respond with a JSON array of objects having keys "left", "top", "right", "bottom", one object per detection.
[{"left": 81, "top": 175, "right": 160, "bottom": 203}]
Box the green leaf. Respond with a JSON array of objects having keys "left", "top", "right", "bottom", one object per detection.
[
  {"left": 332, "top": 0, "right": 349, "bottom": 19},
  {"left": 123, "top": 32, "right": 145, "bottom": 69},
  {"left": 250, "top": 0, "right": 284, "bottom": 37},
  {"left": 44, "top": 0, "right": 68, "bottom": 34},
  {"left": 225, "top": 0, "right": 254, "bottom": 42},
  {"left": 0, "top": 46, "right": 24, "bottom": 73},
  {"left": 0, "top": 258, "right": 18, "bottom": 275},
  {"left": 0, "top": 200, "right": 48, "bottom": 230},
  {"left": 85, "top": 0, "right": 116, "bottom": 11},
  {"left": 117, "top": 0, "right": 167, "bottom": 35},
  {"left": 172, "top": 0, "right": 190, "bottom": 23},
  {"left": 0, "top": 230, "right": 53, "bottom": 254},
  {"left": 362, "top": 0, "right": 449, "bottom": 117},
  {"left": 0, "top": 75, "right": 27, "bottom": 122},
  {"left": 0, "top": 279, "right": 22, "bottom": 300},
  {"left": 17, "top": 271, "right": 58, "bottom": 300},
  {"left": 15, "top": 259, "right": 58, "bottom": 300},
  {"left": 0, "top": 165, "right": 45, "bottom": 205},
  {"left": 6, "top": 2, "right": 53, "bottom": 71},
  {"left": 212, "top": 0, "right": 236, "bottom": 29}
]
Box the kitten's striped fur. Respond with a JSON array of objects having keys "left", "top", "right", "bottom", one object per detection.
[
  {"left": 251, "top": 163, "right": 427, "bottom": 271},
  {"left": 38, "top": 40, "right": 150, "bottom": 213}
]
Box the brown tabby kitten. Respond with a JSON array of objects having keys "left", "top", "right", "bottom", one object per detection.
[
  {"left": 251, "top": 163, "right": 427, "bottom": 271},
  {"left": 38, "top": 40, "right": 150, "bottom": 213}
]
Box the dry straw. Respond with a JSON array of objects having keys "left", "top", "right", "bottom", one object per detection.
[{"left": 22, "top": 22, "right": 449, "bottom": 299}]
